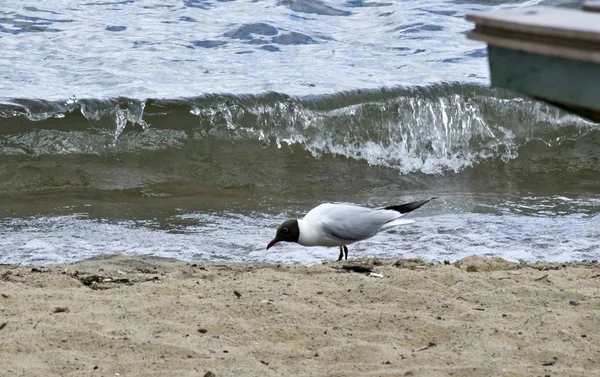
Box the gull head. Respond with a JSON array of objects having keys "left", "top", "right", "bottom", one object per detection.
[{"left": 266, "top": 219, "right": 300, "bottom": 249}]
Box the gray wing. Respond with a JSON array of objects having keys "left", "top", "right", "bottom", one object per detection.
[{"left": 316, "top": 204, "right": 399, "bottom": 242}]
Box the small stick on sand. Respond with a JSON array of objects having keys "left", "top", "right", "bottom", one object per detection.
[{"left": 414, "top": 342, "right": 436, "bottom": 352}]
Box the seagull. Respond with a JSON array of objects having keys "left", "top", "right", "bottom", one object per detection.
[{"left": 266, "top": 197, "right": 436, "bottom": 261}]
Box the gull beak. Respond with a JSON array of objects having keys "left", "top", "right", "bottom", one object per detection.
[{"left": 266, "top": 238, "right": 279, "bottom": 250}]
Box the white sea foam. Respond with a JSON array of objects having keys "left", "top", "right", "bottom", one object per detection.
[{"left": 1, "top": 201, "right": 598, "bottom": 265}]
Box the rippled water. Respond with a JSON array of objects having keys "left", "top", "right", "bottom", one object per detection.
[
  {"left": 0, "top": 0, "right": 598, "bottom": 265},
  {"left": 0, "top": 0, "right": 538, "bottom": 98}
]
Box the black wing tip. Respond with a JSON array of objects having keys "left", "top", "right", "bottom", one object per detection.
[{"left": 384, "top": 196, "right": 437, "bottom": 214}]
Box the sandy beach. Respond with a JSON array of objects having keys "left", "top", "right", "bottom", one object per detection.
[{"left": 1, "top": 255, "right": 599, "bottom": 377}]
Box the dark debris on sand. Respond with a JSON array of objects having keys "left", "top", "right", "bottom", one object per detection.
[{"left": 68, "top": 270, "right": 159, "bottom": 290}]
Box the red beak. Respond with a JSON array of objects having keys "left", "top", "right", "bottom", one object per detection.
[{"left": 266, "top": 238, "right": 279, "bottom": 250}]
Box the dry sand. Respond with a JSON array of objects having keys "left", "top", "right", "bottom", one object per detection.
[{"left": 1, "top": 255, "right": 599, "bottom": 377}]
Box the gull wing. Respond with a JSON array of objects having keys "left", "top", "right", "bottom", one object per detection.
[{"left": 308, "top": 204, "right": 400, "bottom": 242}]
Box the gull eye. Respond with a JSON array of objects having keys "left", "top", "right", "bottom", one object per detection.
[{"left": 282, "top": 227, "right": 289, "bottom": 233}]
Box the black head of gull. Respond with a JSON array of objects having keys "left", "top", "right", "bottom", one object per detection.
[{"left": 266, "top": 219, "right": 300, "bottom": 250}]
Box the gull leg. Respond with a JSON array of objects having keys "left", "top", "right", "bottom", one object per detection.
[
  {"left": 343, "top": 245, "right": 349, "bottom": 260},
  {"left": 337, "top": 246, "right": 343, "bottom": 262}
]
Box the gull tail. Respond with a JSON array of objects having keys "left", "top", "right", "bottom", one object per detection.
[
  {"left": 384, "top": 197, "right": 437, "bottom": 214},
  {"left": 378, "top": 197, "right": 436, "bottom": 232},
  {"left": 380, "top": 218, "right": 415, "bottom": 231}
]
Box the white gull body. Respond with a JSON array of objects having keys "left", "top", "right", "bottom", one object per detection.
[{"left": 296, "top": 202, "right": 417, "bottom": 247}]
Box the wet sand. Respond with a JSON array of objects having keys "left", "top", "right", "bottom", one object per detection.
[{"left": 1, "top": 255, "right": 599, "bottom": 377}]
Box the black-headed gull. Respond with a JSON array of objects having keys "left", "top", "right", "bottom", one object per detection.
[{"left": 266, "top": 197, "right": 436, "bottom": 261}]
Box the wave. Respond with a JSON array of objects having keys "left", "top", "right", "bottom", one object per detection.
[{"left": 0, "top": 83, "right": 597, "bottom": 177}]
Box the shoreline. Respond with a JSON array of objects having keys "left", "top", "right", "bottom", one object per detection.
[
  {"left": 3, "top": 251, "right": 598, "bottom": 271},
  {"left": 1, "top": 254, "right": 599, "bottom": 377}
]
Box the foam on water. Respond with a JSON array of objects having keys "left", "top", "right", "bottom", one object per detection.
[
  {"left": 0, "top": 0, "right": 558, "bottom": 99},
  {"left": 1, "top": 196, "right": 597, "bottom": 265}
]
